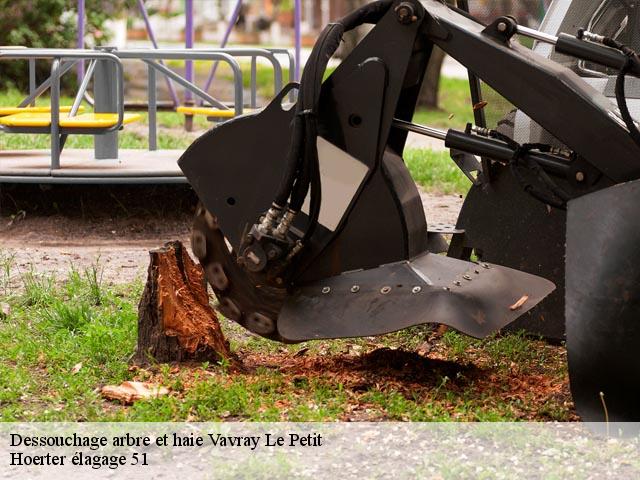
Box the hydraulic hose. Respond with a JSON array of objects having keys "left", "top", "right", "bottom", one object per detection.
[{"left": 272, "top": 0, "right": 395, "bottom": 242}]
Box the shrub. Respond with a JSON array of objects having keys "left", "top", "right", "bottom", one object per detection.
[{"left": 0, "top": 0, "right": 131, "bottom": 90}]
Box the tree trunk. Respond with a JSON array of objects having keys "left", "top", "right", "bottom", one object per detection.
[
  {"left": 417, "top": 45, "right": 446, "bottom": 109},
  {"left": 335, "top": 0, "right": 370, "bottom": 59},
  {"left": 134, "top": 241, "right": 232, "bottom": 365}
]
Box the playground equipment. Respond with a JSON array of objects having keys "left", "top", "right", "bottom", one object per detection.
[
  {"left": 180, "top": 0, "right": 639, "bottom": 427},
  {"left": 0, "top": 1, "right": 300, "bottom": 183},
  {"left": 0, "top": 45, "right": 293, "bottom": 183}
]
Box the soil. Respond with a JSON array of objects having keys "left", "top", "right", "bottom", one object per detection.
[{"left": 0, "top": 184, "right": 463, "bottom": 284}]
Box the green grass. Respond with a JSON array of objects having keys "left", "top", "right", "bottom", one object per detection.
[
  {"left": 0, "top": 252, "right": 572, "bottom": 422},
  {"left": 413, "top": 76, "right": 474, "bottom": 130},
  {"left": 405, "top": 148, "right": 469, "bottom": 195}
]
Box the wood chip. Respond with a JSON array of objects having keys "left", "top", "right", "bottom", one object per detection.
[
  {"left": 71, "top": 362, "right": 83, "bottom": 374},
  {"left": 510, "top": 295, "right": 530, "bottom": 311},
  {"left": 294, "top": 347, "right": 310, "bottom": 358},
  {"left": 101, "top": 381, "right": 169, "bottom": 404}
]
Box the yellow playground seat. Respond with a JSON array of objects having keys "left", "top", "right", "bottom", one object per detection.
[
  {"left": 0, "top": 111, "right": 141, "bottom": 128},
  {"left": 60, "top": 113, "right": 141, "bottom": 128},
  {"left": 177, "top": 106, "right": 238, "bottom": 118},
  {"left": 0, "top": 105, "right": 84, "bottom": 116}
]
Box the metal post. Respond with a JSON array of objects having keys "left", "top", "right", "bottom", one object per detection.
[
  {"left": 321, "top": 0, "right": 330, "bottom": 27},
  {"left": 137, "top": 0, "right": 180, "bottom": 106},
  {"left": 50, "top": 59, "right": 61, "bottom": 170},
  {"left": 184, "top": 0, "right": 195, "bottom": 130},
  {"left": 202, "top": 0, "right": 243, "bottom": 96},
  {"left": 28, "top": 59, "right": 36, "bottom": 106},
  {"left": 77, "top": 0, "right": 85, "bottom": 82},
  {"left": 294, "top": 0, "right": 302, "bottom": 81},
  {"left": 148, "top": 64, "right": 157, "bottom": 151},
  {"left": 251, "top": 56, "right": 257, "bottom": 108},
  {"left": 94, "top": 48, "right": 119, "bottom": 160}
]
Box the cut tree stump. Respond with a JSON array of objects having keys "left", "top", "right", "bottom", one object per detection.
[{"left": 134, "top": 240, "right": 232, "bottom": 365}]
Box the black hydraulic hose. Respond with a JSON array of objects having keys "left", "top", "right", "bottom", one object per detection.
[
  {"left": 615, "top": 62, "right": 640, "bottom": 148},
  {"left": 272, "top": 0, "right": 395, "bottom": 242},
  {"left": 594, "top": 34, "right": 640, "bottom": 149}
]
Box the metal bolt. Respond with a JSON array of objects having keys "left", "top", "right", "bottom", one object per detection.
[
  {"left": 395, "top": 2, "right": 417, "bottom": 25},
  {"left": 351, "top": 285, "right": 360, "bottom": 293},
  {"left": 380, "top": 286, "right": 392, "bottom": 295},
  {"left": 463, "top": 274, "right": 472, "bottom": 281},
  {"left": 443, "top": 287, "right": 451, "bottom": 292},
  {"left": 482, "top": 263, "right": 490, "bottom": 269},
  {"left": 454, "top": 281, "right": 461, "bottom": 286},
  {"left": 497, "top": 21, "right": 508, "bottom": 32},
  {"left": 412, "top": 286, "right": 422, "bottom": 294},
  {"left": 322, "top": 287, "right": 331, "bottom": 294},
  {"left": 474, "top": 269, "right": 480, "bottom": 274},
  {"left": 576, "top": 171, "right": 585, "bottom": 182}
]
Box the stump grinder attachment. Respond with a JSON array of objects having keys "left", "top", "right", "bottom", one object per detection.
[{"left": 180, "top": 0, "right": 640, "bottom": 425}]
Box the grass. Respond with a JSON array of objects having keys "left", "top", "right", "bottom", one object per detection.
[
  {"left": 0, "top": 77, "right": 472, "bottom": 196},
  {"left": 0, "top": 254, "right": 574, "bottom": 422},
  {"left": 405, "top": 148, "right": 469, "bottom": 195},
  {"left": 413, "top": 76, "right": 475, "bottom": 130}
]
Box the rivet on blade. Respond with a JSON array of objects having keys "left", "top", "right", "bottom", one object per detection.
[
  {"left": 463, "top": 274, "right": 472, "bottom": 281},
  {"left": 454, "top": 281, "right": 461, "bottom": 286},
  {"left": 351, "top": 285, "right": 360, "bottom": 293},
  {"left": 482, "top": 263, "right": 490, "bottom": 269},
  {"left": 322, "top": 287, "right": 331, "bottom": 294},
  {"left": 380, "top": 286, "right": 392, "bottom": 295},
  {"left": 412, "top": 286, "right": 422, "bottom": 294}
]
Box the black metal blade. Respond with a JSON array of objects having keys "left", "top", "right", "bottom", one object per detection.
[
  {"left": 567, "top": 180, "right": 640, "bottom": 427},
  {"left": 278, "top": 252, "right": 555, "bottom": 341}
]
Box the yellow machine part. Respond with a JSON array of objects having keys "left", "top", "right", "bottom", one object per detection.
[
  {"left": 0, "top": 112, "right": 141, "bottom": 128},
  {"left": 0, "top": 105, "right": 84, "bottom": 116}
]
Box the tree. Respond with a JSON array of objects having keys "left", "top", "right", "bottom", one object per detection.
[{"left": 0, "top": 0, "right": 132, "bottom": 89}]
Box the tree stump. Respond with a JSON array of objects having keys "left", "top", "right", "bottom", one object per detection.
[{"left": 134, "top": 241, "right": 232, "bottom": 365}]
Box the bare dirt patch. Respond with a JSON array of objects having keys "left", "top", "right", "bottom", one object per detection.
[{"left": 1, "top": 184, "right": 462, "bottom": 284}]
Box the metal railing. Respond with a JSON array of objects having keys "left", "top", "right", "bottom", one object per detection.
[
  {"left": 0, "top": 49, "right": 125, "bottom": 169},
  {"left": 0, "top": 45, "right": 295, "bottom": 176}
]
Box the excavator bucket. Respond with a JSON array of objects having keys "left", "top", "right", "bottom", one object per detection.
[{"left": 566, "top": 180, "right": 640, "bottom": 427}]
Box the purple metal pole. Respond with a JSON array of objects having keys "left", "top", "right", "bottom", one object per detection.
[
  {"left": 185, "top": 0, "right": 194, "bottom": 103},
  {"left": 77, "top": 0, "right": 85, "bottom": 82},
  {"left": 294, "top": 0, "right": 302, "bottom": 81},
  {"left": 137, "top": 0, "right": 180, "bottom": 106},
  {"left": 202, "top": 0, "right": 243, "bottom": 95}
]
